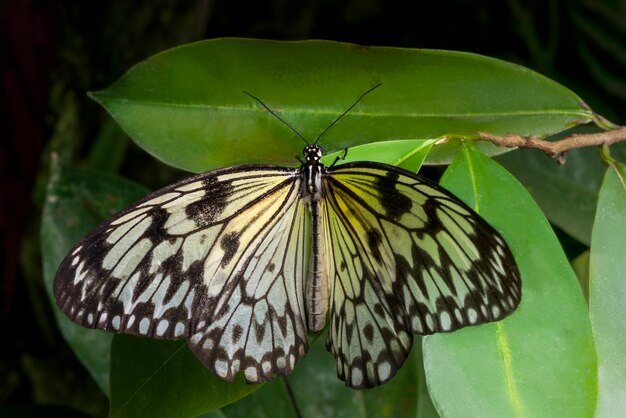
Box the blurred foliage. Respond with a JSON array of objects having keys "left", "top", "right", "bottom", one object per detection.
[{"left": 2, "top": 0, "right": 625, "bottom": 416}]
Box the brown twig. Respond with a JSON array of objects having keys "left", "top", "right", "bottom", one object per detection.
[{"left": 477, "top": 126, "right": 626, "bottom": 164}]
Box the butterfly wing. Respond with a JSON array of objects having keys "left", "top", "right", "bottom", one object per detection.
[
  {"left": 322, "top": 162, "right": 521, "bottom": 388},
  {"left": 54, "top": 166, "right": 311, "bottom": 383}
]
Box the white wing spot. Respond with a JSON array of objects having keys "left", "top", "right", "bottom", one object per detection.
[
  {"left": 139, "top": 317, "right": 150, "bottom": 334},
  {"left": 87, "top": 313, "right": 94, "bottom": 325},
  {"left": 71, "top": 256, "right": 80, "bottom": 266},
  {"left": 245, "top": 367, "right": 258, "bottom": 382},
  {"left": 377, "top": 361, "right": 391, "bottom": 381},
  {"left": 492, "top": 305, "right": 501, "bottom": 318},
  {"left": 99, "top": 312, "right": 108, "bottom": 324},
  {"left": 352, "top": 368, "right": 363, "bottom": 387},
  {"left": 468, "top": 308, "right": 478, "bottom": 324},
  {"left": 215, "top": 359, "right": 229, "bottom": 378},
  {"left": 112, "top": 315, "right": 121, "bottom": 330},
  {"left": 175, "top": 322, "right": 185, "bottom": 337},
  {"left": 157, "top": 319, "right": 169, "bottom": 336},
  {"left": 276, "top": 356, "right": 286, "bottom": 369},
  {"left": 127, "top": 314, "right": 135, "bottom": 328},
  {"left": 262, "top": 361, "right": 271, "bottom": 374},
  {"left": 440, "top": 311, "right": 452, "bottom": 331},
  {"left": 412, "top": 316, "right": 423, "bottom": 333}
]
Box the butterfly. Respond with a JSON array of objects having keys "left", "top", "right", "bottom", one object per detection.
[{"left": 53, "top": 87, "right": 521, "bottom": 389}]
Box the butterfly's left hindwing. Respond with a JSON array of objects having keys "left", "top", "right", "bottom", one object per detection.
[
  {"left": 54, "top": 166, "right": 311, "bottom": 383},
  {"left": 322, "top": 163, "right": 521, "bottom": 388}
]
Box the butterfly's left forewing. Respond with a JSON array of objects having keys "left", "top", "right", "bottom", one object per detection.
[
  {"left": 322, "top": 163, "right": 521, "bottom": 388},
  {"left": 54, "top": 166, "right": 311, "bottom": 383}
]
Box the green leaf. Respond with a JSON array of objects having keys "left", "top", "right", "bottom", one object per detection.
[
  {"left": 324, "top": 139, "right": 436, "bottom": 172},
  {"left": 109, "top": 336, "right": 259, "bottom": 418},
  {"left": 590, "top": 164, "right": 626, "bottom": 417},
  {"left": 91, "top": 38, "right": 592, "bottom": 173},
  {"left": 423, "top": 147, "right": 596, "bottom": 417},
  {"left": 41, "top": 157, "right": 150, "bottom": 395}
]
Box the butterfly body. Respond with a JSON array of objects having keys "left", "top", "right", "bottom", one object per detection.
[
  {"left": 301, "top": 144, "right": 330, "bottom": 332},
  {"left": 54, "top": 144, "right": 521, "bottom": 389}
]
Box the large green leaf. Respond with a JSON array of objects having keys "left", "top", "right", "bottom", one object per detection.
[
  {"left": 589, "top": 164, "right": 626, "bottom": 417},
  {"left": 423, "top": 147, "right": 596, "bottom": 417},
  {"left": 91, "top": 38, "right": 592, "bottom": 173}
]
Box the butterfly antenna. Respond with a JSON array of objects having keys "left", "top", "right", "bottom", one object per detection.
[
  {"left": 313, "top": 82, "right": 382, "bottom": 145},
  {"left": 242, "top": 90, "right": 309, "bottom": 146}
]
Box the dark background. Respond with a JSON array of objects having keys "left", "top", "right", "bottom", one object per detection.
[{"left": 2, "top": 1, "right": 625, "bottom": 415}]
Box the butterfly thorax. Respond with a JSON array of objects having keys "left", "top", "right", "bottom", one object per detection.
[{"left": 301, "top": 144, "right": 324, "bottom": 203}]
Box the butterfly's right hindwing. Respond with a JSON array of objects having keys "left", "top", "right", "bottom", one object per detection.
[{"left": 54, "top": 166, "right": 310, "bottom": 383}]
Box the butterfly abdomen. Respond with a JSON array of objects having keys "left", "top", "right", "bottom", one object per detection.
[{"left": 306, "top": 198, "right": 330, "bottom": 331}]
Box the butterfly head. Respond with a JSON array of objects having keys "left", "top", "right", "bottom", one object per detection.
[{"left": 303, "top": 144, "right": 323, "bottom": 164}]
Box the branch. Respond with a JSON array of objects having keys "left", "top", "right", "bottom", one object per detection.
[{"left": 477, "top": 126, "right": 626, "bottom": 164}]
